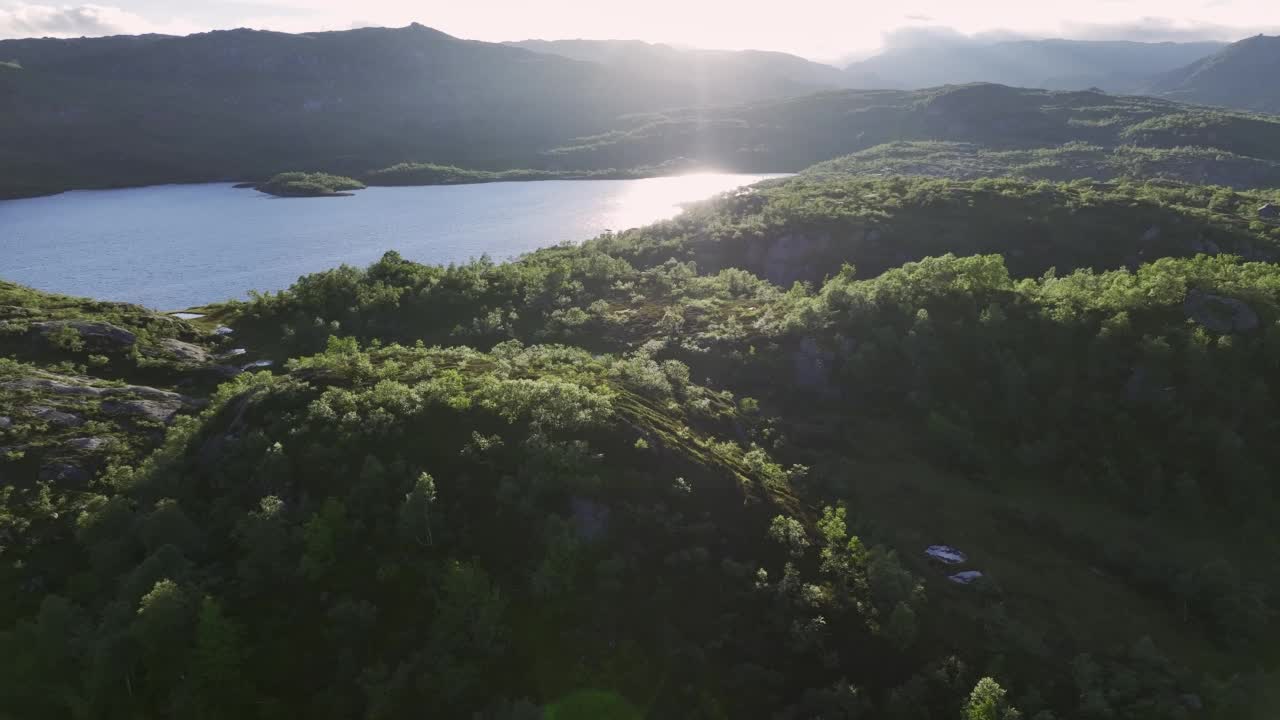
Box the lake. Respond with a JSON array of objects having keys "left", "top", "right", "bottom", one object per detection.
[{"left": 0, "top": 174, "right": 782, "bottom": 310}]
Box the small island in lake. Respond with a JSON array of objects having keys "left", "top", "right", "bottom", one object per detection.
[{"left": 256, "top": 172, "right": 367, "bottom": 197}]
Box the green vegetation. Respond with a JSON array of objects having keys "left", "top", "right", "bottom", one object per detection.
[
  {"left": 6, "top": 172, "right": 1280, "bottom": 717},
  {"left": 365, "top": 160, "right": 698, "bottom": 186},
  {"left": 256, "top": 172, "right": 366, "bottom": 198},
  {"left": 807, "top": 141, "right": 1280, "bottom": 189},
  {"left": 0, "top": 282, "right": 242, "bottom": 643},
  {"left": 544, "top": 84, "right": 1280, "bottom": 184}
]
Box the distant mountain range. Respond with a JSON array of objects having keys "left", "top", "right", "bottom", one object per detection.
[
  {"left": 1144, "top": 34, "right": 1280, "bottom": 113},
  {"left": 842, "top": 39, "right": 1227, "bottom": 92},
  {"left": 505, "top": 36, "right": 1280, "bottom": 114},
  {"left": 506, "top": 39, "right": 851, "bottom": 104},
  {"left": 503, "top": 37, "right": 1250, "bottom": 99},
  {"left": 2, "top": 25, "right": 1280, "bottom": 199}
]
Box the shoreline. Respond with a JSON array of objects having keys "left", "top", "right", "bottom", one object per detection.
[{"left": 1, "top": 166, "right": 763, "bottom": 202}]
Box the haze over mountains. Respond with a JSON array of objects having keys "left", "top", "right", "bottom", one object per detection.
[
  {"left": 842, "top": 38, "right": 1227, "bottom": 92},
  {"left": 1145, "top": 34, "right": 1280, "bottom": 113},
  {"left": 2, "top": 23, "right": 1279, "bottom": 199},
  {"left": 506, "top": 39, "right": 851, "bottom": 105}
]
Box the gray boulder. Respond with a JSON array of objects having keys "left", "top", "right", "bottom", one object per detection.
[
  {"left": 157, "top": 338, "right": 213, "bottom": 363},
  {"left": 0, "top": 416, "right": 11, "bottom": 430},
  {"left": 101, "top": 398, "right": 185, "bottom": 424},
  {"left": 2, "top": 376, "right": 198, "bottom": 406},
  {"left": 3, "top": 378, "right": 104, "bottom": 397},
  {"left": 67, "top": 437, "right": 108, "bottom": 452},
  {"left": 1260, "top": 203, "right": 1279, "bottom": 220},
  {"left": 39, "top": 462, "right": 91, "bottom": 484},
  {"left": 1184, "top": 290, "right": 1259, "bottom": 334},
  {"left": 31, "top": 406, "right": 85, "bottom": 427},
  {"left": 33, "top": 320, "right": 137, "bottom": 351}
]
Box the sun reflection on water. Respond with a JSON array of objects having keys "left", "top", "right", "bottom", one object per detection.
[{"left": 602, "top": 172, "right": 785, "bottom": 231}]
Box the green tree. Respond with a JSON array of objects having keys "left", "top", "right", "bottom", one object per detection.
[
  {"left": 175, "top": 596, "right": 252, "bottom": 719},
  {"left": 965, "top": 677, "right": 1022, "bottom": 720},
  {"left": 132, "top": 579, "right": 196, "bottom": 705},
  {"left": 885, "top": 601, "right": 919, "bottom": 651},
  {"left": 769, "top": 515, "right": 810, "bottom": 558},
  {"left": 398, "top": 471, "right": 437, "bottom": 547},
  {"left": 299, "top": 498, "right": 350, "bottom": 582}
]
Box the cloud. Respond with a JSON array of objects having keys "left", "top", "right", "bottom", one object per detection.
[
  {"left": 0, "top": 3, "right": 194, "bottom": 38},
  {"left": 1059, "top": 16, "right": 1279, "bottom": 42},
  {"left": 881, "top": 25, "right": 1030, "bottom": 49}
]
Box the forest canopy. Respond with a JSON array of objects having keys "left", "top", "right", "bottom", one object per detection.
[{"left": 4, "top": 172, "right": 1279, "bottom": 717}]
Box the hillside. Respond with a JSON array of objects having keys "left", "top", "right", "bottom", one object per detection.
[
  {"left": 3, "top": 27, "right": 1274, "bottom": 202},
  {"left": 507, "top": 38, "right": 852, "bottom": 104},
  {"left": 807, "top": 141, "right": 1280, "bottom": 189},
  {"left": 545, "top": 83, "right": 1280, "bottom": 189},
  {"left": 843, "top": 39, "right": 1224, "bottom": 93},
  {"left": 1145, "top": 35, "right": 1280, "bottom": 114},
  {"left": 0, "top": 24, "right": 706, "bottom": 199},
  {"left": 4, "top": 173, "right": 1280, "bottom": 718}
]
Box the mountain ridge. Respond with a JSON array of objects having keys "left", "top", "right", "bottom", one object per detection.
[
  {"left": 505, "top": 37, "right": 853, "bottom": 103},
  {"left": 843, "top": 38, "right": 1226, "bottom": 92},
  {"left": 1145, "top": 34, "right": 1280, "bottom": 113}
]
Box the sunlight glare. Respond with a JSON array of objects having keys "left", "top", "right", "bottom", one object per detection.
[{"left": 603, "top": 173, "right": 782, "bottom": 231}]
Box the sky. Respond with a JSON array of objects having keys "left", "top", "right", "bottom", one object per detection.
[{"left": 0, "top": 0, "right": 1276, "bottom": 62}]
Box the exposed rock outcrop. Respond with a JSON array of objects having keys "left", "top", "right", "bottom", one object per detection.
[
  {"left": 101, "top": 398, "right": 187, "bottom": 424},
  {"left": 32, "top": 320, "right": 137, "bottom": 351},
  {"left": 30, "top": 406, "right": 84, "bottom": 427},
  {"left": 38, "top": 462, "right": 90, "bottom": 484},
  {"left": 2, "top": 376, "right": 201, "bottom": 406},
  {"left": 67, "top": 437, "right": 108, "bottom": 452},
  {"left": 1184, "top": 290, "right": 1259, "bottom": 333},
  {"left": 156, "top": 338, "right": 214, "bottom": 363}
]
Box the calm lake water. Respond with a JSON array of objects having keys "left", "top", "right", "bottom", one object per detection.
[{"left": 0, "top": 174, "right": 781, "bottom": 310}]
